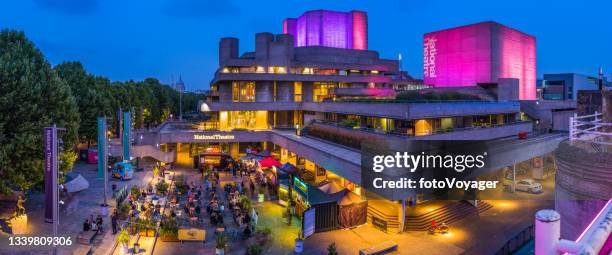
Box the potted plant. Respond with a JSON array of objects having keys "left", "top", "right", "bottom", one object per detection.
[
  {"left": 246, "top": 244, "right": 263, "bottom": 255},
  {"left": 159, "top": 218, "right": 179, "bottom": 241},
  {"left": 327, "top": 242, "right": 338, "bottom": 255},
  {"left": 130, "top": 186, "right": 141, "bottom": 199},
  {"left": 294, "top": 230, "right": 304, "bottom": 253},
  {"left": 118, "top": 229, "right": 130, "bottom": 254},
  {"left": 117, "top": 202, "right": 130, "bottom": 220},
  {"left": 215, "top": 234, "right": 228, "bottom": 255},
  {"left": 240, "top": 195, "right": 252, "bottom": 212},
  {"left": 155, "top": 181, "right": 168, "bottom": 195},
  {"left": 139, "top": 218, "right": 156, "bottom": 237}
]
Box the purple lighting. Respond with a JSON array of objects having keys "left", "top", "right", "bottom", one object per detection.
[
  {"left": 283, "top": 10, "right": 368, "bottom": 50},
  {"left": 424, "top": 21, "right": 536, "bottom": 100}
]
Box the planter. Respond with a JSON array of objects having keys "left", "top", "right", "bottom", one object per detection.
[
  {"left": 121, "top": 244, "right": 129, "bottom": 255},
  {"left": 294, "top": 239, "right": 303, "bottom": 253},
  {"left": 159, "top": 235, "right": 179, "bottom": 242},
  {"left": 215, "top": 248, "right": 225, "bottom": 255}
]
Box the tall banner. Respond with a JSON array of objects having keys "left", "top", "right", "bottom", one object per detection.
[
  {"left": 123, "top": 112, "right": 130, "bottom": 161},
  {"left": 97, "top": 117, "right": 106, "bottom": 179},
  {"left": 116, "top": 108, "right": 122, "bottom": 139},
  {"left": 44, "top": 127, "right": 55, "bottom": 223}
]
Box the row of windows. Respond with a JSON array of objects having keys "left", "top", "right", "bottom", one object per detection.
[{"left": 221, "top": 66, "right": 381, "bottom": 76}]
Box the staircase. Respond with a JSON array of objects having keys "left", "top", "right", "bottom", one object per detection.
[
  {"left": 404, "top": 201, "right": 493, "bottom": 231},
  {"left": 366, "top": 201, "right": 402, "bottom": 234}
]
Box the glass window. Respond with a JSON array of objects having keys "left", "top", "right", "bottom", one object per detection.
[
  {"left": 313, "top": 82, "right": 336, "bottom": 102},
  {"left": 294, "top": 82, "right": 302, "bottom": 102}
]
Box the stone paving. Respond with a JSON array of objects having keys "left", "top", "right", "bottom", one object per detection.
[{"left": 0, "top": 158, "right": 156, "bottom": 255}]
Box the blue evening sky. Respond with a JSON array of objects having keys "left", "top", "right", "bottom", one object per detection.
[{"left": 2, "top": 0, "right": 610, "bottom": 91}]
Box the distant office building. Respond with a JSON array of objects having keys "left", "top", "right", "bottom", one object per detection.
[
  {"left": 541, "top": 73, "right": 602, "bottom": 100},
  {"left": 283, "top": 10, "right": 367, "bottom": 50},
  {"left": 423, "top": 21, "right": 536, "bottom": 100}
]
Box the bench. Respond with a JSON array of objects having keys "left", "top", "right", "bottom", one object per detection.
[
  {"left": 77, "top": 231, "right": 97, "bottom": 245},
  {"left": 359, "top": 241, "right": 398, "bottom": 255}
]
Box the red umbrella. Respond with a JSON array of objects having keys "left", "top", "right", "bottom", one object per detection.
[{"left": 258, "top": 157, "right": 281, "bottom": 168}]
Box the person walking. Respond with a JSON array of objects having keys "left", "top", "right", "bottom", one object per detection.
[{"left": 111, "top": 210, "right": 118, "bottom": 234}]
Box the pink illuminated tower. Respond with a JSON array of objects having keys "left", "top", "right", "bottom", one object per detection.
[
  {"left": 423, "top": 21, "right": 536, "bottom": 100},
  {"left": 283, "top": 10, "right": 368, "bottom": 50}
]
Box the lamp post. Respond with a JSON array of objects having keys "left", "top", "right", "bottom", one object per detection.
[{"left": 98, "top": 117, "right": 109, "bottom": 216}]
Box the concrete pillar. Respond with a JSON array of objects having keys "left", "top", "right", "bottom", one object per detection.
[
  {"left": 302, "top": 82, "right": 314, "bottom": 102},
  {"left": 256, "top": 81, "right": 274, "bottom": 102},
  {"left": 229, "top": 142, "right": 239, "bottom": 159},
  {"left": 218, "top": 82, "right": 233, "bottom": 102},
  {"left": 276, "top": 81, "right": 293, "bottom": 102},
  {"left": 535, "top": 209, "right": 560, "bottom": 255}
]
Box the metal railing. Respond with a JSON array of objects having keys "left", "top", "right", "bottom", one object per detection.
[
  {"left": 310, "top": 119, "right": 532, "bottom": 138},
  {"left": 569, "top": 111, "right": 612, "bottom": 145}
]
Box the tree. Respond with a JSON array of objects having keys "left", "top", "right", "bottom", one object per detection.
[
  {"left": 0, "top": 30, "right": 80, "bottom": 194},
  {"left": 55, "top": 61, "right": 110, "bottom": 147}
]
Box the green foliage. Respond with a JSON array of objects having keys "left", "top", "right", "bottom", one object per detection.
[
  {"left": 395, "top": 90, "right": 482, "bottom": 101},
  {"left": 247, "top": 244, "right": 263, "bottom": 255},
  {"left": 118, "top": 229, "right": 130, "bottom": 245},
  {"left": 327, "top": 242, "right": 338, "bottom": 255},
  {"left": 240, "top": 195, "right": 252, "bottom": 212},
  {"left": 130, "top": 186, "right": 141, "bottom": 198},
  {"left": 215, "top": 233, "right": 228, "bottom": 249},
  {"left": 155, "top": 181, "right": 168, "bottom": 194},
  {"left": 117, "top": 202, "right": 130, "bottom": 219},
  {"left": 255, "top": 226, "right": 272, "bottom": 235},
  {"left": 174, "top": 175, "right": 188, "bottom": 194},
  {"left": 0, "top": 30, "right": 203, "bottom": 195},
  {"left": 158, "top": 217, "right": 178, "bottom": 238},
  {"left": 0, "top": 30, "right": 80, "bottom": 195}
]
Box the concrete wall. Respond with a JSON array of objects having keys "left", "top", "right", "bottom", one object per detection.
[{"left": 255, "top": 81, "right": 274, "bottom": 102}]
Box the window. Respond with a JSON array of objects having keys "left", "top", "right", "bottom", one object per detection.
[
  {"left": 232, "top": 81, "right": 255, "bottom": 102},
  {"left": 313, "top": 82, "right": 336, "bottom": 102},
  {"left": 294, "top": 82, "right": 302, "bottom": 102}
]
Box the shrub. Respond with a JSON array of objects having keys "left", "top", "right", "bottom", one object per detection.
[
  {"left": 130, "top": 186, "right": 141, "bottom": 198},
  {"left": 159, "top": 218, "right": 178, "bottom": 238},
  {"left": 247, "top": 244, "right": 263, "bottom": 255},
  {"left": 118, "top": 229, "right": 130, "bottom": 245},
  {"left": 156, "top": 181, "right": 168, "bottom": 194},
  {"left": 327, "top": 242, "right": 338, "bottom": 255}
]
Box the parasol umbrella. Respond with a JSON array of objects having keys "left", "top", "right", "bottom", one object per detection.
[{"left": 258, "top": 157, "right": 281, "bottom": 168}]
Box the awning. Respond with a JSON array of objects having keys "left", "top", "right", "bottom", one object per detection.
[
  {"left": 258, "top": 157, "right": 281, "bottom": 168},
  {"left": 278, "top": 163, "right": 300, "bottom": 175},
  {"left": 318, "top": 181, "right": 344, "bottom": 194},
  {"left": 240, "top": 155, "right": 263, "bottom": 161},
  {"left": 256, "top": 150, "right": 271, "bottom": 157}
]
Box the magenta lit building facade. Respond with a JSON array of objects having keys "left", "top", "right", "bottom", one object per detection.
[
  {"left": 283, "top": 10, "right": 368, "bottom": 50},
  {"left": 423, "top": 21, "right": 536, "bottom": 100}
]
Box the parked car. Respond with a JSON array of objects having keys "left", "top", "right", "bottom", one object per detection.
[
  {"left": 515, "top": 179, "right": 543, "bottom": 193},
  {"left": 111, "top": 162, "right": 134, "bottom": 181}
]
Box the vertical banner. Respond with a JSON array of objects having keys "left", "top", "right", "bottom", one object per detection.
[
  {"left": 116, "top": 108, "right": 122, "bottom": 139},
  {"left": 123, "top": 112, "right": 130, "bottom": 161},
  {"left": 44, "top": 127, "right": 54, "bottom": 223},
  {"left": 97, "top": 117, "right": 106, "bottom": 179}
]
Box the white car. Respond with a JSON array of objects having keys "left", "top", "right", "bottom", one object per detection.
[{"left": 515, "top": 179, "right": 543, "bottom": 193}]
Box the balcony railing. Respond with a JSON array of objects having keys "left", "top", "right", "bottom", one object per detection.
[{"left": 310, "top": 119, "right": 532, "bottom": 138}]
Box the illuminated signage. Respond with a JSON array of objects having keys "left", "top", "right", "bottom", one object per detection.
[
  {"left": 423, "top": 36, "right": 437, "bottom": 78},
  {"left": 193, "top": 134, "right": 235, "bottom": 140},
  {"left": 293, "top": 177, "right": 308, "bottom": 193}
]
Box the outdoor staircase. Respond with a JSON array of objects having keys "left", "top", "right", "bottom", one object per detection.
[
  {"left": 366, "top": 202, "right": 402, "bottom": 234},
  {"left": 404, "top": 201, "right": 493, "bottom": 231}
]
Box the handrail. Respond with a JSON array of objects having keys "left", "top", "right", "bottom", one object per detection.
[{"left": 309, "top": 119, "right": 532, "bottom": 138}]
